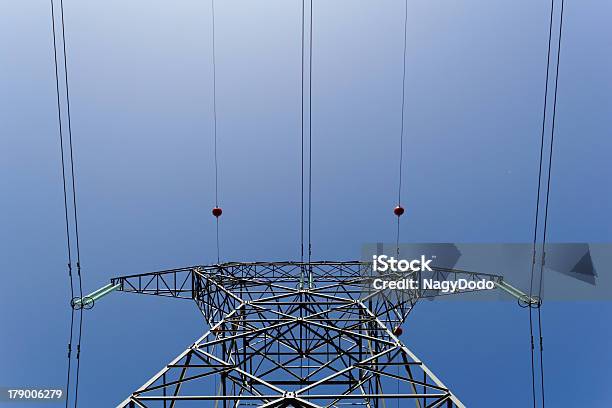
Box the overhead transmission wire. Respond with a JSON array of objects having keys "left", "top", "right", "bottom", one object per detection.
[
  {"left": 300, "top": 0, "right": 306, "bottom": 286},
  {"left": 527, "top": 0, "right": 554, "bottom": 403},
  {"left": 58, "top": 2, "right": 86, "bottom": 406},
  {"left": 211, "top": 0, "right": 220, "bottom": 264},
  {"left": 537, "top": 1, "right": 565, "bottom": 406},
  {"left": 49, "top": 2, "right": 75, "bottom": 407},
  {"left": 50, "top": 0, "right": 85, "bottom": 406},
  {"left": 299, "top": 0, "right": 307, "bottom": 380},
  {"left": 299, "top": 0, "right": 306, "bottom": 362},
  {"left": 209, "top": 0, "right": 220, "bottom": 396},
  {"left": 528, "top": 0, "right": 564, "bottom": 406},
  {"left": 307, "top": 0, "right": 313, "bottom": 287},
  {"left": 396, "top": 0, "right": 409, "bottom": 257},
  {"left": 395, "top": 1, "right": 410, "bottom": 404}
]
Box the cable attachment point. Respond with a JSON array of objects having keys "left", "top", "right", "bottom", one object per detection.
[
  {"left": 70, "top": 283, "right": 120, "bottom": 310},
  {"left": 518, "top": 294, "right": 542, "bottom": 309},
  {"left": 70, "top": 296, "right": 94, "bottom": 310}
]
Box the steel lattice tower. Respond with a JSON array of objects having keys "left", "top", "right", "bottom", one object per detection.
[{"left": 95, "top": 261, "right": 535, "bottom": 408}]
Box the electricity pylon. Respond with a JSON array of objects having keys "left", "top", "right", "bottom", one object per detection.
[{"left": 85, "top": 261, "right": 536, "bottom": 407}]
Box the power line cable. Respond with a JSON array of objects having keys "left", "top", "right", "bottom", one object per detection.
[
  {"left": 529, "top": 1, "right": 563, "bottom": 406},
  {"left": 50, "top": 0, "right": 85, "bottom": 405},
  {"left": 49, "top": 1, "right": 75, "bottom": 406},
  {"left": 72, "top": 310, "right": 84, "bottom": 408},
  {"left": 527, "top": 0, "right": 555, "bottom": 402},
  {"left": 307, "top": 0, "right": 313, "bottom": 286},
  {"left": 58, "top": 0, "right": 82, "bottom": 299},
  {"left": 57, "top": 1, "right": 85, "bottom": 405},
  {"left": 394, "top": 9, "right": 410, "bottom": 404},
  {"left": 300, "top": 0, "right": 306, "bottom": 288},
  {"left": 528, "top": 0, "right": 555, "bottom": 405},
  {"left": 396, "top": 0, "right": 409, "bottom": 257},
  {"left": 301, "top": 0, "right": 305, "bottom": 258},
  {"left": 536, "top": 2, "right": 565, "bottom": 406},
  {"left": 539, "top": 0, "right": 564, "bottom": 300},
  {"left": 211, "top": 0, "right": 221, "bottom": 264}
]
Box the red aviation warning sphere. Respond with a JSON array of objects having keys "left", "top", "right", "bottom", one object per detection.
[
  {"left": 212, "top": 207, "right": 223, "bottom": 217},
  {"left": 393, "top": 206, "right": 405, "bottom": 216},
  {"left": 393, "top": 326, "right": 403, "bottom": 336}
]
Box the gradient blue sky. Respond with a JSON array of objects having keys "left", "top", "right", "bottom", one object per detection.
[{"left": 1, "top": 0, "right": 611, "bottom": 406}]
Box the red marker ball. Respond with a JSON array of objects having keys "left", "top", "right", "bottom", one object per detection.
[
  {"left": 212, "top": 207, "right": 223, "bottom": 217},
  {"left": 393, "top": 326, "right": 403, "bottom": 336},
  {"left": 393, "top": 206, "right": 405, "bottom": 217}
]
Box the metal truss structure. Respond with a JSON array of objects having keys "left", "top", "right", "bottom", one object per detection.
[{"left": 104, "top": 261, "right": 535, "bottom": 408}]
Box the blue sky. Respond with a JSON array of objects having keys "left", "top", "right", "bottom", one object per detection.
[{"left": 1, "top": 0, "right": 611, "bottom": 406}]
